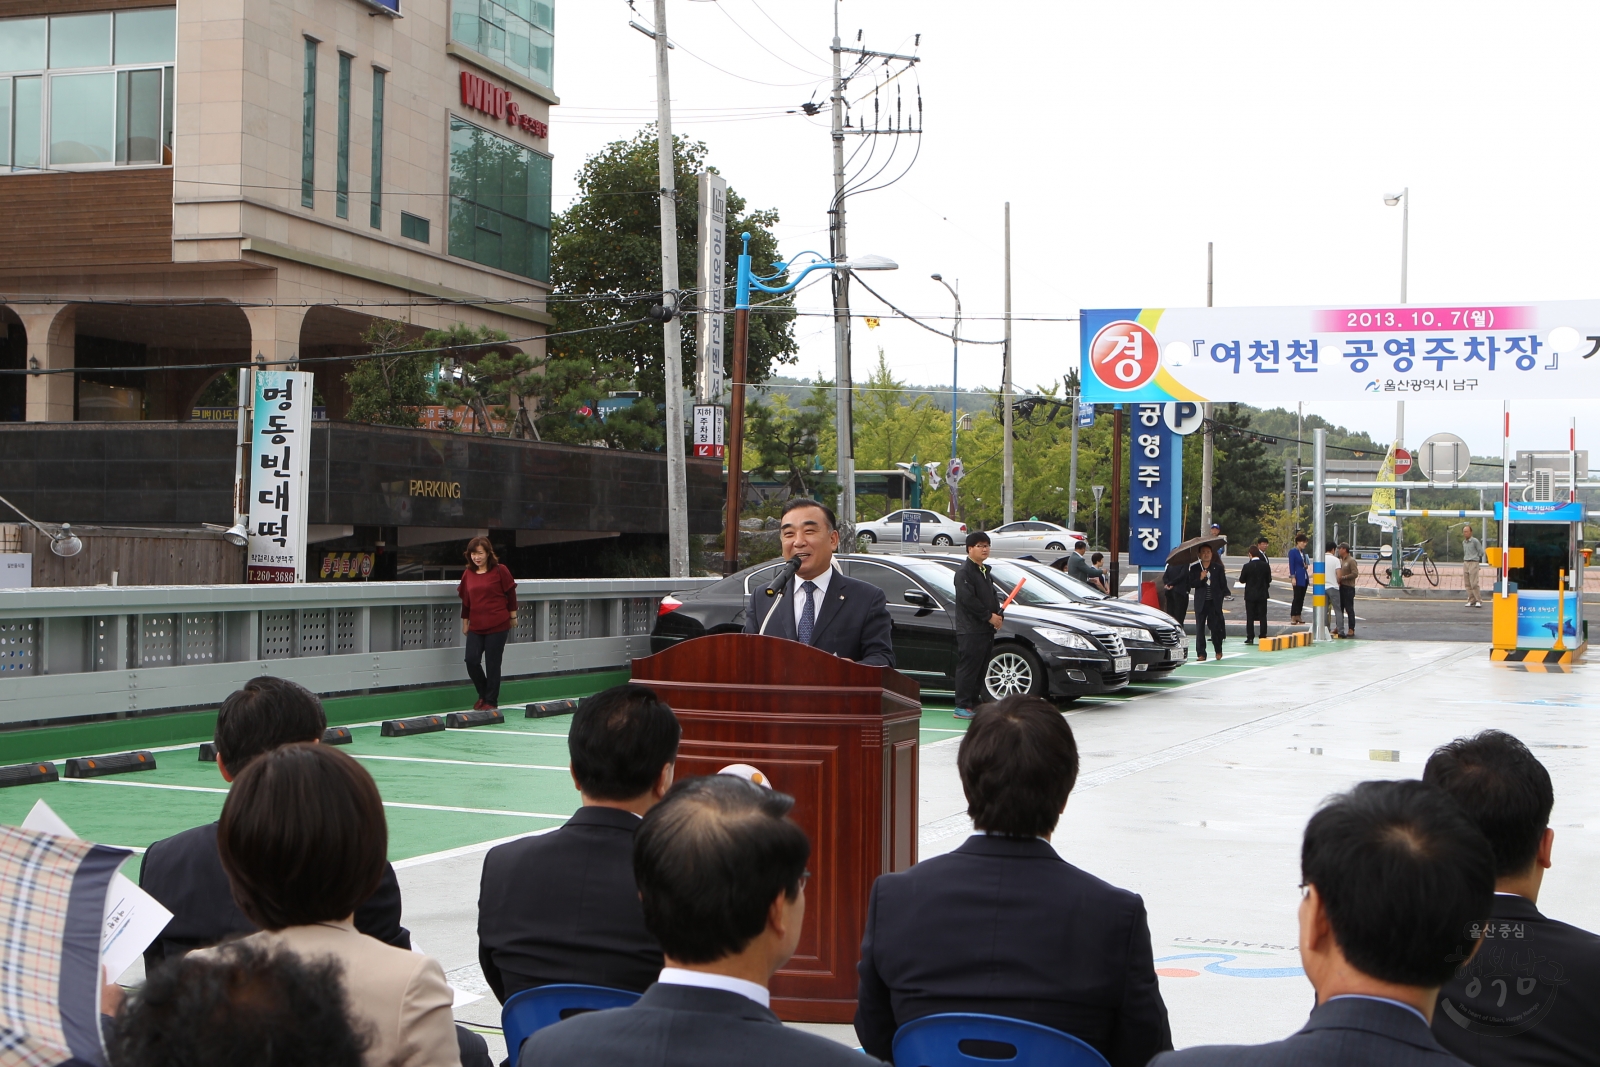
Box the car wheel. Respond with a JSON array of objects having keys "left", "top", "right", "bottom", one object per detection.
[
  {"left": 932, "top": 534, "right": 954, "bottom": 546},
  {"left": 858, "top": 530, "right": 877, "bottom": 543},
  {"left": 1045, "top": 542, "right": 1065, "bottom": 551},
  {"left": 984, "top": 644, "right": 1046, "bottom": 700}
]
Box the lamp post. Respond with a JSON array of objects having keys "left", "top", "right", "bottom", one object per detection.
[
  {"left": 931, "top": 274, "right": 961, "bottom": 516},
  {"left": 1384, "top": 187, "right": 1408, "bottom": 304},
  {"left": 1091, "top": 484, "right": 1104, "bottom": 550},
  {"left": 0, "top": 493, "right": 83, "bottom": 557},
  {"left": 722, "top": 234, "right": 897, "bottom": 574}
]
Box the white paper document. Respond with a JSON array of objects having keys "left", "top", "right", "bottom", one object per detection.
[{"left": 21, "top": 799, "right": 173, "bottom": 981}]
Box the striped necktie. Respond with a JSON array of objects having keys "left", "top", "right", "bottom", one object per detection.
[{"left": 798, "top": 581, "right": 817, "bottom": 644}]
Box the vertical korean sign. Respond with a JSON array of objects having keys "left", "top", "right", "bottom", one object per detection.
[
  {"left": 695, "top": 171, "right": 728, "bottom": 403},
  {"left": 692, "top": 404, "right": 724, "bottom": 458},
  {"left": 247, "top": 372, "right": 314, "bottom": 583},
  {"left": 1127, "top": 403, "right": 1184, "bottom": 570}
]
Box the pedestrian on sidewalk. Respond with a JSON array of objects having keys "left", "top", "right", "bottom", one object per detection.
[
  {"left": 1089, "top": 552, "right": 1111, "bottom": 595},
  {"left": 1161, "top": 557, "right": 1190, "bottom": 628},
  {"left": 1336, "top": 542, "right": 1359, "bottom": 637},
  {"left": 1323, "top": 542, "right": 1344, "bottom": 638},
  {"left": 1287, "top": 532, "right": 1310, "bottom": 624},
  {"left": 1241, "top": 540, "right": 1273, "bottom": 643},
  {"left": 459, "top": 536, "right": 517, "bottom": 710},
  {"left": 1189, "top": 544, "right": 1227, "bottom": 660},
  {"left": 952, "top": 531, "right": 1003, "bottom": 720},
  {"left": 1462, "top": 524, "right": 1485, "bottom": 607}
]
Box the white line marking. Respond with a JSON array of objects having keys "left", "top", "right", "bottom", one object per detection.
[
  {"left": 920, "top": 727, "right": 966, "bottom": 734},
  {"left": 63, "top": 777, "right": 571, "bottom": 820},
  {"left": 349, "top": 754, "right": 567, "bottom": 772},
  {"left": 452, "top": 729, "right": 571, "bottom": 739},
  {"left": 61, "top": 778, "right": 226, "bottom": 794},
  {"left": 393, "top": 826, "right": 560, "bottom": 870}
]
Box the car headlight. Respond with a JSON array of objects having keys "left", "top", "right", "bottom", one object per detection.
[
  {"left": 1114, "top": 626, "right": 1150, "bottom": 642},
  {"left": 1036, "top": 626, "right": 1097, "bottom": 651}
]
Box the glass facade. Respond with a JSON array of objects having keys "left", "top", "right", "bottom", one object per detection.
[
  {"left": 335, "top": 52, "right": 351, "bottom": 219},
  {"left": 301, "top": 39, "right": 317, "bottom": 207},
  {"left": 1, "top": 10, "right": 174, "bottom": 170},
  {"left": 448, "top": 117, "right": 550, "bottom": 282},
  {"left": 369, "top": 68, "right": 384, "bottom": 229},
  {"left": 451, "top": 0, "right": 553, "bottom": 89}
]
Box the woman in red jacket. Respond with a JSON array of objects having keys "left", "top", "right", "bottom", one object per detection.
[{"left": 458, "top": 537, "right": 517, "bottom": 710}]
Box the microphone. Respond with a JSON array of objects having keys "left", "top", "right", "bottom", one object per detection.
[{"left": 765, "top": 555, "right": 804, "bottom": 597}]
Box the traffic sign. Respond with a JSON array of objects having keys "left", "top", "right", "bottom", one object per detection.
[
  {"left": 1393, "top": 448, "right": 1412, "bottom": 477},
  {"left": 1162, "top": 402, "right": 1204, "bottom": 436},
  {"left": 1417, "top": 433, "right": 1471, "bottom": 482},
  {"left": 692, "top": 405, "right": 724, "bottom": 458}
]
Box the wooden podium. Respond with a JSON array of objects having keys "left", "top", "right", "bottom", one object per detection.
[{"left": 630, "top": 633, "right": 921, "bottom": 1022}]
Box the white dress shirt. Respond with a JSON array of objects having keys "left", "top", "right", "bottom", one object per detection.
[
  {"left": 792, "top": 564, "right": 834, "bottom": 634},
  {"left": 1327, "top": 993, "right": 1428, "bottom": 1026},
  {"left": 657, "top": 967, "right": 771, "bottom": 1008}
]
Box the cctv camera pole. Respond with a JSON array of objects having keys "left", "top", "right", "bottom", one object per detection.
[
  {"left": 1313, "top": 428, "right": 1328, "bottom": 642},
  {"left": 829, "top": 1, "right": 856, "bottom": 534},
  {"left": 652, "top": 0, "right": 690, "bottom": 577}
]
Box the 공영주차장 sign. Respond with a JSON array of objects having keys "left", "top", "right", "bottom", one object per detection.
[
  {"left": 1080, "top": 301, "right": 1600, "bottom": 404},
  {"left": 247, "top": 371, "right": 314, "bottom": 583}
]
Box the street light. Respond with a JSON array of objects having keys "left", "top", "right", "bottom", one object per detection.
[
  {"left": 203, "top": 521, "right": 250, "bottom": 547},
  {"left": 0, "top": 493, "right": 83, "bottom": 557},
  {"left": 1091, "top": 484, "right": 1105, "bottom": 550},
  {"left": 722, "top": 233, "right": 897, "bottom": 574},
  {"left": 1384, "top": 187, "right": 1408, "bottom": 303},
  {"left": 930, "top": 273, "right": 961, "bottom": 515}
]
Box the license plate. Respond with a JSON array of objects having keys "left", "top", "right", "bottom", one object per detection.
[
  {"left": 1169, "top": 647, "right": 1187, "bottom": 660},
  {"left": 1114, "top": 655, "right": 1131, "bottom": 673}
]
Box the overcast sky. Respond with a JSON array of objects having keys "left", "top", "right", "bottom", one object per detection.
[{"left": 552, "top": 1, "right": 1600, "bottom": 463}]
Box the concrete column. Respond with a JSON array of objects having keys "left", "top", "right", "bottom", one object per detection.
[
  {"left": 10, "top": 304, "right": 76, "bottom": 422},
  {"left": 241, "top": 305, "right": 310, "bottom": 369}
]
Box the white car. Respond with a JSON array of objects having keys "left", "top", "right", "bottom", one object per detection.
[
  {"left": 985, "top": 520, "right": 1085, "bottom": 553},
  {"left": 856, "top": 509, "right": 968, "bottom": 546}
]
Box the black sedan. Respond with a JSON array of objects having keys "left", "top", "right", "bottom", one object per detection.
[
  {"left": 911, "top": 555, "right": 1188, "bottom": 676},
  {"left": 651, "top": 555, "right": 1131, "bottom": 703}
]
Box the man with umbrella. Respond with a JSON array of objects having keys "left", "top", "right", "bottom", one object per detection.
[{"left": 1168, "top": 534, "right": 1228, "bottom": 661}]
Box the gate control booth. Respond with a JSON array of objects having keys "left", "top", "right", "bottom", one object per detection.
[{"left": 1490, "top": 500, "right": 1588, "bottom": 664}]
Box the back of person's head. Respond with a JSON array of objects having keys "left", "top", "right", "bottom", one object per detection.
[
  {"left": 634, "top": 774, "right": 810, "bottom": 963},
  {"left": 965, "top": 531, "right": 990, "bottom": 548},
  {"left": 569, "top": 684, "right": 681, "bottom": 800},
  {"left": 218, "top": 743, "right": 387, "bottom": 931},
  {"left": 112, "top": 942, "right": 367, "bottom": 1067},
  {"left": 214, "top": 676, "right": 326, "bottom": 777},
  {"left": 958, "top": 696, "right": 1079, "bottom": 838},
  {"left": 1302, "top": 779, "right": 1493, "bottom": 987},
  {"left": 1423, "top": 730, "right": 1554, "bottom": 878},
  {"left": 1326, "top": 542, "right": 1337, "bottom": 553}
]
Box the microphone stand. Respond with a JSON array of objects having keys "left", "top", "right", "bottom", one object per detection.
[{"left": 757, "top": 557, "right": 804, "bottom": 636}]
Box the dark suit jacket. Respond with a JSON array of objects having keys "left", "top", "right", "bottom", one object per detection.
[
  {"left": 953, "top": 558, "right": 1002, "bottom": 634},
  {"left": 1240, "top": 555, "right": 1273, "bottom": 601},
  {"left": 854, "top": 835, "right": 1171, "bottom": 1067},
  {"left": 1152, "top": 997, "right": 1467, "bottom": 1067},
  {"left": 1432, "top": 893, "right": 1600, "bottom": 1067},
  {"left": 139, "top": 822, "right": 408, "bottom": 969},
  {"left": 744, "top": 568, "right": 895, "bottom": 667},
  {"left": 477, "top": 806, "right": 662, "bottom": 1003},
  {"left": 520, "top": 983, "right": 881, "bottom": 1067},
  {"left": 1188, "top": 558, "right": 1228, "bottom": 607}
]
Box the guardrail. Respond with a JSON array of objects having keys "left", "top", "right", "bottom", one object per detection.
[{"left": 0, "top": 578, "right": 715, "bottom": 725}]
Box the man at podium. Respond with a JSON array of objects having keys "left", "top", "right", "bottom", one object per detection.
[{"left": 743, "top": 498, "right": 895, "bottom": 668}]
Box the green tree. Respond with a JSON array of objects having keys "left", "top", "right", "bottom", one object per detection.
[
  {"left": 537, "top": 128, "right": 797, "bottom": 449},
  {"left": 746, "top": 380, "right": 831, "bottom": 497},
  {"left": 344, "top": 320, "right": 438, "bottom": 427},
  {"left": 1209, "top": 402, "right": 1282, "bottom": 546},
  {"left": 429, "top": 324, "right": 528, "bottom": 435}
]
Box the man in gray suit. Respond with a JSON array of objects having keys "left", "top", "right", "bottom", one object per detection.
[
  {"left": 1152, "top": 780, "right": 1494, "bottom": 1067},
  {"left": 520, "top": 774, "right": 879, "bottom": 1067}
]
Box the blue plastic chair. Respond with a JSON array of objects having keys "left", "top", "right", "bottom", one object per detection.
[
  {"left": 893, "top": 1013, "right": 1111, "bottom": 1067},
  {"left": 501, "top": 983, "right": 640, "bottom": 1061}
]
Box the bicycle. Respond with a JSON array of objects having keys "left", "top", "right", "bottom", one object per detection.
[{"left": 1372, "top": 539, "right": 1439, "bottom": 587}]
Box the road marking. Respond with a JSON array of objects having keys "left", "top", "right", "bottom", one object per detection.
[
  {"left": 63, "top": 777, "right": 571, "bottom": 820},
  {"left": 349, "top": 754, "right": 568, "bottom": 772},
  {"left": 453, "top": 729, "right": 571, "bottom": 739},
  {"left": 393, "top": 827, "right": 559, "bottom": 870},
  {"left": 62, "top": 779, "right": 226, "bottom": 794}
]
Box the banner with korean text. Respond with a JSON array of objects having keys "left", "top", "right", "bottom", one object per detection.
[
  {"left": 1080, "top": 302, "right": 1600, "bottom": 403},
  {"left": 247, "top": 372, "right": 314, "bottom": 583},
  {"left": 1127, "top": 403, "right": 1184, "bottom": 570}
]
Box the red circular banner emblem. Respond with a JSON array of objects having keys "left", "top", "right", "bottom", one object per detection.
[{"left": 1089, "top": 321, "right": 1160, "bottom": 391}]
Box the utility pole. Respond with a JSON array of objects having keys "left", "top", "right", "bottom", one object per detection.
[
  {"left": 1110, "top": 406, "right": 1123, "bottom": 597},
  {"left": 1002, "top": 203, "right": 1014, "bottom": 524},
  {"left": 1313, "top": 428, "right": 1327, "bottom": 642},
  {"left": 649, "top": 0, "right": 688, "bottom": 576},
  {"left": 1067, "top": 398, "right": 1080, "bottom": 530},
  {"left": 828, "top": 4, "right": 920, "bottom": 535},
  {"left": 1199, "top": 241, "right": 1214, "bottom": 533}
]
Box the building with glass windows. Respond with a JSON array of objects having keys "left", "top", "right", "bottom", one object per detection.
[{"left": 0, "top": 0, "right": 559, "bottom": 425}]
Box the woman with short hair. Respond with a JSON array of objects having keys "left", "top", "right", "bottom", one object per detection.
[
  {"left": 458, "top": 536, "right": 517, "bottom": 711},
  {"left": 209, "top": 744, "right": 461, "bottom": 1067}
]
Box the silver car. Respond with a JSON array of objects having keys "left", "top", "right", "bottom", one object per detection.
[
  {"left": 856, "top": 508, "right": 968, "bottom": 546},
  {"left": 985, "top": 520, "right": 1085, "bottom": 553}
]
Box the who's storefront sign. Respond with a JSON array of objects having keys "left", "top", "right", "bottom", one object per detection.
[
  {"left": 1080, "top": 301, "right": 1600, "bottom": 403},
  {"left": 247, "top": 372, "right": 314, "bottom": 583}
]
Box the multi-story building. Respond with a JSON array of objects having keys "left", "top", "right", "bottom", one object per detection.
[{"left": 0, "top": 0, "right": 722, "bottom": 577}]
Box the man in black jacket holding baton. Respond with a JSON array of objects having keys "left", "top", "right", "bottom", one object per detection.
[{"left": 953, "top": 531, "right": 1004, "bottom": 721}]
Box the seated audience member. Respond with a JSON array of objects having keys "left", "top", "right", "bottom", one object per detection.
[
  {"left": 141, "top": 676, "right": 408, "bottom": 968},
  {"left": 519, "top": 774, "right": 877, "bottom": 1067},
  {"left": 479, "top": 684, "right": 679, "bottom": 1001},
  {"left": 1152, "top": 780, "right": 1494, "bottom": 1067},
  {"left": 206, "top": 743, "right": 464, "bottom": 1067},
  {"left": 1424, "top": 730, "right": 1600, "bottom": 1066},
  {"left": 110, "top": 942, "right": 368, "bottom": 1067},
  {"left": 854, "top": 696, "right": 1171, "bottom": 1066}
]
